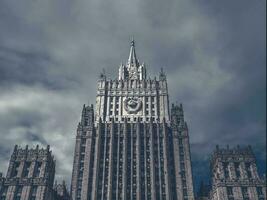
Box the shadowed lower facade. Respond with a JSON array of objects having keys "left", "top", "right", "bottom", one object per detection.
[{"left": 70, "top": 40, "right": 195, "bottom": 200}]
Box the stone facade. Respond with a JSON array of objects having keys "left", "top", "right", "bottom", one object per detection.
[
  {"left": 0, "top": 145, "right": 70, "bottom": 200},
  {"left": 209, "top": 145, "right": 266, "bottom": 200},
  {"left": 0, "top": 40, "right": 265, "bottom": 200},
  {"left": 70, "top": 40, "right": 195, "bottom": 200}
]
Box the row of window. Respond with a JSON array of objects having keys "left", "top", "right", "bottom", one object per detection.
[
  {"left": 107, "top": 117, "right": 160, "bottom": 123},
  {"left": 226, "top": 186, "right": 264, "bottom": 200},
  {"left": 0, "top": 186, "right": 37, "bottom": 200},
  {"left": 223, "top": 162, "right": 253, "bottom": 179},
  {"left": 109, "top": 96, "right": 157, "bottom": 116},
  {"left": 11, "top": 161, "right": 42, "bottom": 178}
]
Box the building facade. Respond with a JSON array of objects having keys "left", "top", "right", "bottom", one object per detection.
[
  {"left": 70, "top": 40, "right": 195, "bottom": 200},
  {"left": 210, "top": 145, "right": 266, "bottom": 200},
  {"left": 0, "top": 145, "right": 69, "bottom": 200}
]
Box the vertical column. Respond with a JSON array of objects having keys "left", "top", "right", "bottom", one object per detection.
[
  {"left": 143, "top": 123, "right": 148, "bottom": 199},
  {"left": 149, "top": 121, "right": 156, "bottom": 200},
  {"left": 17, "top": 160, "right": 25, "bottom": 178},
  {"left": 156, "top": 123, "right": 163, "bottom": 200},
  {"left": 91, "top": 121, "right": 102, "bottom": 200},
  {"left": 248, "top": 187, "right": 258, "bottom": 200},
  {"left": 71, "top": 136, "right": 82, "bottom": 199},
  {"left": 148, "top": 96, "right": 152, "bottom": 118},
  {"left": 229, "top": 162, "right": 236, "bottom": 179},
  {"left": 112, "top": 96, "right": 116, "bottom": 117},
  {"left": 130, "top": 123, "right": 134, "bottom": 200},
  {"left": 21, "top": 186, "right": 31, "bottom": 200},
  {"left": 154, "top": 95, "right": 159, "bottom": 120},
  {"left": 81, "top": 130, "right": 94, "bottom": 199},
  {"left": 107, "top": 120, "right": 115, "bottom": 200},
  {"left": 183, "top": 135, "right": 195, "bottom": 200},
  {"left": 162, "top": 121, "right": 170, "bottom": 200},
  {"left": 115, "top": 123, "right": 122, "bottom": 200},
  {"left": 143, "top": 96, "right": 146, "bottom": 121},
  {"left": 233, "top": 187, "right": 242, "bottom": 200},
  {"left": 122, "top": 120, "right": 128, "bottom": 200},
  {"left": 100, "top": 124, "right": 108, "bottom": 200},
  {"left": 6, "top": 158, "right": 15, "bottom": 178},
  {"left": 119, "top": 96, "right": 122, "bottom": 119},
  {"left": 136, "top": 121, "right": 141, "bottom": 200},
  {"left": 251, "top": 162, "right": 259, "bottom": 179},
  {"left": 172, "top": 131, "right": 182, "bottom": 200},
  {"left": 106, "top": 96, "right": 110, "bottom": 122},
  {"left": 6, "top": 186, "right": 16, "bottom": 200},
  {"left": 159, "top": 95, "right": 164, "bottom": 123},
  {"left": 240, "top": 162, "right": 248, "bottom": 179}
]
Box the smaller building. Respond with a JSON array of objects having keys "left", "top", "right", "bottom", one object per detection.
[
  {"left": 0, "top": 145, "right": 69, "bottom": 200},
  {"left": 54, "top": 181, "right": 70, "bottom": 200},
  {"left": 210, "top": 145, "right": 266, "bottom": 200},
  {"left": 196, "top": 181, "right": 210, "bottom": 200}
]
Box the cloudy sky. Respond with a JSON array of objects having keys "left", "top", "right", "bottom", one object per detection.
[{"left": 0, "top": 0, "right": 265, "bottom": 192}]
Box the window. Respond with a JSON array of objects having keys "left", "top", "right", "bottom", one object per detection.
[
  {"left": 80, "top": 155, "right": 85, "bottom": 161},
  {"left": 81, "top": 146, "right": 86, "bottom": 152},
  {"left": 234, "top": 162, "right": 241, "bottom": 178},
  {"left": 257, "top": 187, "right": 264, "bottom": 198},
  {"left": 183, "top": 188, "right": 187, "bottom": 196},
  {"left": 12, "top": 162, "right": 20, "bottom": 177},
  {"left": 182, "top": 180, "right": 187, "bottom": 187},
  {"left": 180, "top": 163, "right": 185, "bottom": 170},
  {"left": 30, "top": 186, "right": 37, "bottom": 200},
  {"left": 14, "top": 186, "right": 23, "bottom": 200},
  {"left": 227, "top": 187, "right": 233, "bottom": 196},
  {"left": 34, "top": 162, "right": 42, "bottom": 178},
  {"left": 81, "top": 139, "right": 86, "bottom": 145},
  {"left": 0, "top": 186, "right": 8, "bottom": 200},
  {"left": 242, "top": 187, "right": 248, "bottom": 195},
  {"left": 223, "top": 162, "right": 229, "bottom": 178},
  {"left": 245, "top": 163, "right": 252, "bottom": 178},
  {"left": 22, "top": 162, "right": 31, "bottom": 178}
]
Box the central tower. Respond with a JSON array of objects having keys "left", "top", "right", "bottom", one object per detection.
[
  {"left": 71, "top": 40, "right": 195, "bottom": 200},
  {"left": 95, "top": 39, "right": 169, "bottom": 124}
]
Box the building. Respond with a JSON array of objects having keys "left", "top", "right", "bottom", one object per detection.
[
  {"left": 196, "top": 181, "right": 210, "bottom": 200},
  {"left": 54, "top": 181, "right": 71, "bottom": 200},
  {"left": 210, "top": 145, "right": 266, "bottom": 200},
  {"left": 70, "top": 40, "right": 195, "bottom": 200},
  {"left": 0, "top": 145, "right": 70, "bottom": 200}
]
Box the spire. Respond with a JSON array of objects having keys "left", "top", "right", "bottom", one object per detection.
[{"left": 127, "top": 37, "right": 138, "bottom": 67}]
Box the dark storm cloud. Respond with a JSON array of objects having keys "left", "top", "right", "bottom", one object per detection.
[{"left": 0, "top": 0, "right": 265, "bottom": 192}]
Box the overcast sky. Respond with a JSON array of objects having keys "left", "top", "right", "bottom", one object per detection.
[{"left": 0, "top": 0, "right": 265, "bottom": 192}]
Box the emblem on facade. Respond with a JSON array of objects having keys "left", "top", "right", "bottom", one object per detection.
[{"left": 124, "top": 97, "right": 142, "bottom": 114}]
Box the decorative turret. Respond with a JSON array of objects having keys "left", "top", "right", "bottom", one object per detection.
[
  {"left": 81, "top": 104, "right": 94, "bottom": 127},
  {"left": 118, "top": 39, "right": 146, "bottom": 80}
]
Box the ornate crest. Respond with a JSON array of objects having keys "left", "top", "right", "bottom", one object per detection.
[{"left": 124, "top": 97, "right": 142, "bottom": 114}]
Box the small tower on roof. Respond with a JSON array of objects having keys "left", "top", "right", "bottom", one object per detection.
[{"left": 119, "top": 38, "right": 146, "bottom": 80}]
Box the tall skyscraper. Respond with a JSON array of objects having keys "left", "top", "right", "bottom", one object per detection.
[
  {"left": 0, "top": 145, "right": 70, "bottom": 200},
  {"left": 210, "top": 145, "right": 266, "bottom": 200},
  {"left": 70, "top": 40, "right": 195, "bottom": 200}
]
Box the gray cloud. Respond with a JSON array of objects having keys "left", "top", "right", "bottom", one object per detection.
[{"left": 0, "top": 0, "right": 265, "bottom": 191}]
